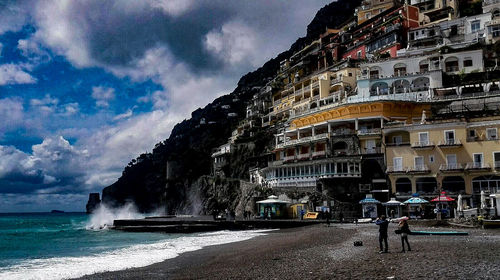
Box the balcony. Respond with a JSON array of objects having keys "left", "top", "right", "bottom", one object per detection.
[
  {"left": 385, "top": 142, "right": 411, "bottom": 147},
  {"left": 312, "top": 133, "right": 329, "bottom": 142},
  {"left": 297, "top": 153, "right": 311, "bottom": 161},
  {"left": 312, "top": 81, "right": 319, "bottom": 89},
  {"left": 387, "top": 166, "right": 407, "bottom": 174},
  {"left": 331, "top": 129, "right": 355, "bottom": 136},
  {"left": 439, "top": 163, "right": 464, "bottom": 172},
  {"left": 357, "top": 128, "right": 382, "bottom": 137},
  {"left": 438, "top": 139, "right": 462, "bottom": 148},
  {"left": 408, "top": 165, "right": 431, "bottom": 174},
  {"left": 312, "top": 150, "right": 326, "bottom": 158},
  {"left": 283, "top": 155, "right": 296, "bottom": 163},
  {"left": 495, "top": 161, "right": 500, "bottom": 170},
  {"left": 411, "top": 141, "right": 435, "bottom": 150},
  {"left": 466, "top": 162, "right": 491, "bottom": 171},
  {"left": 362, "top": 147, "right": 382, "bottom": 155}
]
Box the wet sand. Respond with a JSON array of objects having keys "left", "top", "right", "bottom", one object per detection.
[{"left": 77, "top": 223, "right": 500, "bottom": 280}]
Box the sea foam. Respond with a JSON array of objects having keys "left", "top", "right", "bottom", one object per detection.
[
  {"left": 86, "top": 203, "right": 143, "bottom": 230},
  {"left": 0, "top": 230, "right": 269, "bottom": 280}
]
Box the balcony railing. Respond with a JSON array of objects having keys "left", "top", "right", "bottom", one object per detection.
[
  {"left": 412, "top": 141, "right": 435, "bottom": 149},
  {"left": 297, "top": 153, "right": 310, "bottom": 160},
  {"left": 438, "top": 139, "right": 462, "bottom": 147},
  {"left": 283, "top": 155, "right": 296, "bottom": 162},
  {"left": 357, "top": 128, "right": 382, "bottom": 136},
  {"left": 312, "top": 133, "right": 329, "bottom": 141},
  {"left": 465, "top": 162, "right": 491, "bottom": 170},
  {"left": 312, "top": 81, "right": 319, "bottom": 89},
  {"left": 362, "top": 147, "right": 382, "bottom": 154},
  {"left": 408, "top": 164, "right": 430, "bottom": 173},
  {"left": 495, "top": 161, "right": 500, "bottom": 169},
  {"left": 386, "top": 142, "right": 411, "bottom": 147},
  {"left": 439, "top": 163, "right": 464, "bottom": 171},
  {"left": 387, "top": 166, "right": 407, "bottom": 173},
  {"left": 312, "top": 150, "right": 326, "bottom": 158}
]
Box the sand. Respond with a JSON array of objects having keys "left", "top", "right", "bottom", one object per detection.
[{"left": 77, "top": 223, "right": 500, "bottom": 280}]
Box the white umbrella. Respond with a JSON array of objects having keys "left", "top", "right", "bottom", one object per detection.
[
  {"left": 457, "top": 194, "right": 463, "bottom": 212},
  {"left": 480, "top": 191, "right": 487, "bottom": 210}
]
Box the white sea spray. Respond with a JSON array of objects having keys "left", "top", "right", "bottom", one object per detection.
[{"left": 86, "top": 203, "right": 143, "bottom": 230}]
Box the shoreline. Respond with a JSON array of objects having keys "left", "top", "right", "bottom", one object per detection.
[{"left": 77, "top": 224, "right": 500, "bottom": 280}]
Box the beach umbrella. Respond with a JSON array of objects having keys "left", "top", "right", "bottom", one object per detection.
[
  {"left": 403, "top": 197, "right": 429, "bottom": 204},
  {"left": 431, "top": 192, "right": 455, "bottom": 202},
  {"left": 457, "top": 194, "right": 463, "bottom": 212},
  {"left": 481, "top": 191, "right": 487, "bottom": 210}
]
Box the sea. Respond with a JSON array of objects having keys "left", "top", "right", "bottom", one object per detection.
[{"left": 0, "top": 208, "right": 268, "bottom": 280}]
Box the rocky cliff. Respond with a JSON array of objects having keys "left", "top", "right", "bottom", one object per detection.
[{"left": 101, "top": 0, "right": 362, "bottom": 213}]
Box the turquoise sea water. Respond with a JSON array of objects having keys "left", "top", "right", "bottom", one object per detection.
[{"left": 0, "top": 212, "right": 267, "bottom": 280}]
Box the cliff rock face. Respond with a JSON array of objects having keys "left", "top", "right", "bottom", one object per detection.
[{"left": 100, "top": 0, "right": 361, "bottom": 214}]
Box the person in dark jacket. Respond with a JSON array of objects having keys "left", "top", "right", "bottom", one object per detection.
[
  {"left": 375, "top": 215, "right": 389, "bottom": 253},
  {"left": 398, "top": 219, "right": 411, "bottom": 252}
]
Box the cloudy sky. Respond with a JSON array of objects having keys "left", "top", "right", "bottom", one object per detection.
[{"left": 0, "top": 0, "right": 332, "bottom": 212}]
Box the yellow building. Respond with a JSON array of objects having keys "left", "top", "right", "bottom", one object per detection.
[
  {"left": 356, "top": 0, "right": 397, "bottom": 25},
  {"left": 384, "top": 115, "right": 500, "bottom": 207}
]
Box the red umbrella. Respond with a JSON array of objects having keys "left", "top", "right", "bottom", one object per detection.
[{"left": 431, "top": 192, "right": 455, "bottom": 202}]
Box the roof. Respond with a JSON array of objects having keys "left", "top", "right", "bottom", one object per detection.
[
  {"left": 359, "top": 198, "right": 381, "bottom": 204},
  {"left": 383, "top": 198, "right": 404, "bottom": 206},
  {"left": 403, "top": 197, "right": 429, "bottom": 204},
  {"left": 256, "top": 198, "right": 290, "bottom": 204}
]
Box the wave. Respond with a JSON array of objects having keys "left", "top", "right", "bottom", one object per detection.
[
  {"left": 86, "top": 203, "right": 143, "bottom": 230},
  {"left": 0, "top": 230, "right": 269, "bottom": 280}
]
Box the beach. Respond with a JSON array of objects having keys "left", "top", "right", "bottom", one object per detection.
[{"left": 76, "top": 223, "right": 500, "bottom": 280}]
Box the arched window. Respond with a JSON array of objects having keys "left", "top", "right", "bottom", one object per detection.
[
  {"left": 416, "top": 177, "right": 437, "bottom": 194},
  {"left": 393, "top": 63, "right": 407, "bottom": 76},
  {"left": 493, "top": 9, "right": 500, "bottom": 19},
  {"left": 369, "top": 66, "right": 382, "bottom": 79},
  {"left": 419, "top": 60, "right": 429, "bottom": 73},
  {"left": 395, "top": 178, "right": 412, "bottom": 194},
  {"left": 444, "top": 56, "right": 459, "bottom": 72},
  {"left": 442, "top": 176, "right": 465, "bottom": 194}
]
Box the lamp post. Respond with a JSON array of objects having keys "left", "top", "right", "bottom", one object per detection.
[{"left": 436, "top": 181, "right": 442, "bottom": 221}]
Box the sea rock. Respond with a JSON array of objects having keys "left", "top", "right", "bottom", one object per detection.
[{"left": 86, "top": 193, "right": 101, "bottom": 214}]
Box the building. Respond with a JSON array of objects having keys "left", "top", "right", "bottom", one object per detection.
[
  {"left": 410, "top": 0, "right": 459, "bottom": 26},
  {"left": 384, "top": 96, "right": 500, "bottom": 208},
  {"left": 356, "top": 0, "right": 399, "bottom": 25}
]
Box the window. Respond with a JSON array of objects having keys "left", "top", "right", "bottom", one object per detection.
[
  {"left": 429, "top": 155, "right": 434, "bottom": 163},
  {"left": 446, "top": 154, "right": 457, "bottom": 169},
  {"left": 471, "top": 20, "right": 480, "bottom": 33},
  {"left": 348, "top": 72, "right": 353, "bottom": 77},
  {"left": 473, "top": 153, "right": 483, "bottom": 168},
  {"left": 463, "top": 59, "right": 473, "bottom": 67},
  {"left": 468, "top": 129, "right": 477, "bottom": 140},
  {"left": 393, "top": 135, "right": 403, "bottom": 145},
  {"left": 487, "top": 128, "right": 498, "bottom": 140},
  {"left": 419, "top": 132, "right": 429, "bottom": 145},
  {"left": 393, "top": 157, "right": 403, "bottom": 171},
  {"left": 489, "top": 25, "right": 500, "bottom": 38},
  {"left": 357, "top": 50, "right": 362, "bottom": 58},
  {"left": 494, "top": 152, "right": 500, "bottom": 169},
  {"left": 365, "top": 13, "right": 371, "bottom": 20},
  {"left": 414, "top": 156, "right": 425, "bottom": 170},
  {"left": 444, "top": 130, "right": 455, "bottom": 145}
]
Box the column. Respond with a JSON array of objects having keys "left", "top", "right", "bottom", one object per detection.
[
  {"left": 355, "top": 118, "right": 359, "bottom": 131},
  {"left": 380, "top": 117, "right": 384, "bottom": 129},
  {"left": 297, "top": 130, "right": 300, "bottom": 140},
  {"left": 312, "top": 126, "right": 316, "bottom": 137},
  {"left": 275, "top": 135, "right": 278, "bottom": 146},
  {"left": 328, "top": 123, "right": 331, "bottom": 134}
]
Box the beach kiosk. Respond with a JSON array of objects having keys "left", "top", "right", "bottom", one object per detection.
[
  {"left": 431, "top": 192, "right": 455, "bottom": 218},
  {"left": 403, "top": 194, "right": 429, "bottom": 219},
  {"left": 359, "top": 194, "right": 380, "bottom": 218},
  {"left": 383, "top": 198, "right": 404, "bottom": 218},
  {"left": 256, "top": 195, "right": 289, "bottom": 219}
]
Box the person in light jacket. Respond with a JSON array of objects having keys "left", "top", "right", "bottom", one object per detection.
[{"left": 398, "top": 219, "right": 411, "bottom": 252}]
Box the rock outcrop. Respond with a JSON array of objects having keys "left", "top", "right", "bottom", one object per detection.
[{"left": 86, "top": 193, "right": 101, "bottom": 214}]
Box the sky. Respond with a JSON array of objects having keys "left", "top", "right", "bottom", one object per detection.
[{"left": 0, "top": 0, "right": 332, "bottom": 212}]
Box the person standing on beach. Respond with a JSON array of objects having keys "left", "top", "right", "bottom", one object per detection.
[
  {"left": 375, "top": 215, "right": 389, "bottom": 253},
  {"left": 398, "top": 219, "right": 411, "bottom": 252}
]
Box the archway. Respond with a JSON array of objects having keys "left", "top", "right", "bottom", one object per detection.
[
  {"left": 412, "top": 77, "right": 430, "bottom": 92},
  {"left": 395, "top": 177, "right": 412, "bottom": 194},
  {"left": 442, "top": 176, "right": 465, "bottom": 194},
  {"left": 370, "top": 82, "right": 389, "bottom": 96},
  {"left": 392, "top": 79, "right": 411, "bottom": 94},
  {"left": 444, "top": 57, "right": 459, "bottom": 72},
  {"left": 416, "top": 177, "right": 437, "bottom": 194},
  {"left": 393, "top": 63, "right": 407, "bottom": 76},
  {"left": 419, "top": 60, "right": 429, "bottom": 73}
]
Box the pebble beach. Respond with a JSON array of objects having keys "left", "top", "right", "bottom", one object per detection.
[{"left": 77, "top": 223, "right": 500, "bottom": 280}]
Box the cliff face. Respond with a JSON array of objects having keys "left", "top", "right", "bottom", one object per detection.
[{"left": 101, "top": 0, "right": 361, "bottom": 213}]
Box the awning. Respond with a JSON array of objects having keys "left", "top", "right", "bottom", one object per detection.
[
  {"left": 359, "top": 198, "right": 381, "bottom": 204},
  {"left": 383, "top": 198, "right": 404, "bottom": 206},
  {"left": 256, "top": 195, "right": 290, "bottom": 204}
]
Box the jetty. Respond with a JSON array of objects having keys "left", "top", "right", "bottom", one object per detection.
[{"left": 113, "top": 216, "right": 326, "bottom": 233}]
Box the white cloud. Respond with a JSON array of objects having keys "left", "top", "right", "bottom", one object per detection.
[
  {"left": 17, "top": 39, "right": 52, "bottom": 65},
  {"left": 0, "top": 2, "right": 30, "bottom": 35},
  {"left": 205, "top": 21, "right": 260, "bottom": 66},
  {"left": 0, "top": 64, "right": 37, "bottom": 85},
  {"left": 148, "top": 0, "right": 196, "bottom": 17},
  {"left": 30, "top": 94, "right": 59, "bottom": 114},
  {"left": 0, "top": 98, "right": 24, "bottom": 137},
  {"left": 113, "top": 109, "right": 133, "bottom": 121},
  {"left": 91, "top": 86, "right": 116, "bottom": 108}
]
